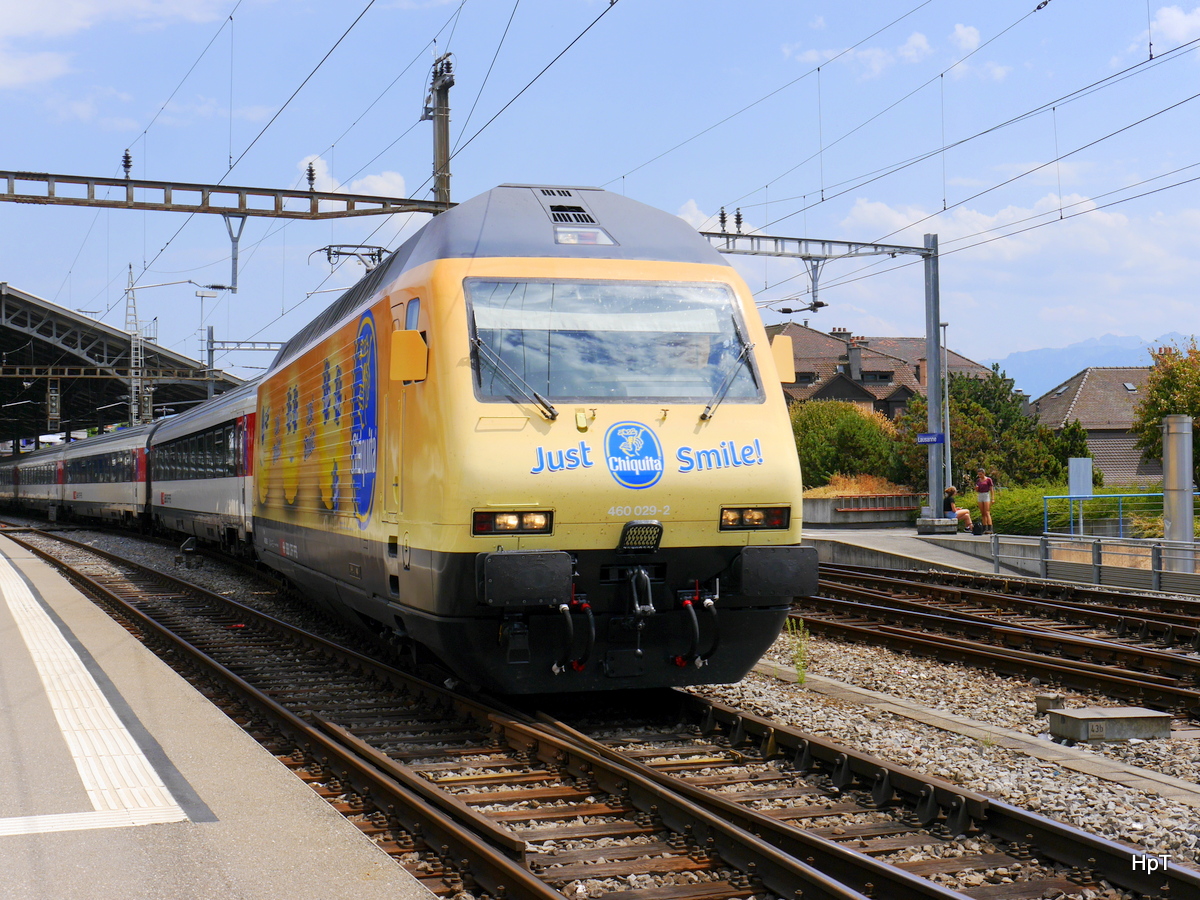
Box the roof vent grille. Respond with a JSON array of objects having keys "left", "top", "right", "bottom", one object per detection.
[
  {"left": 541, "top": 188, "right": 573, "bottom": 197},
  {"left": 550, "top": 204, "right": 597, "bottom": 224}
]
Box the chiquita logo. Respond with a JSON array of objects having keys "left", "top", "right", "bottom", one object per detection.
[
  {"left": 350, "top": 312, "right": 378, "bottom": 527},
  {"left": 603, "top": 421, "right": 664, "bottom": 490}
]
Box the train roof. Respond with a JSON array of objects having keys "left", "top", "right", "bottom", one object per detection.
[
  {"left": 271, "top": 185, "right": 730, "bottom": 370},
  {"left": 150, "top": 380, "right": 259, "bottom": 443}
]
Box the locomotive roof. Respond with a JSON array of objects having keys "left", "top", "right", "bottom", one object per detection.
[{"left": 272, "top": 185, "right": 730, "bottom": 370}]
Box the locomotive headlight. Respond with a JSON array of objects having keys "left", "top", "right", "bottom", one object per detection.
[
  {"left": 719, "top": 506, "right": 791, "bottom": 530},
  {"left": 472, "top": 510, "right": 554, "bottom": 535},
  {"left": 521, "top": 512, "right": 549, "bottom": 531}
]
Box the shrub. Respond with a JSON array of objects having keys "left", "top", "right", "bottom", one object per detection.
[{"left": 789, "top": 401, "right": 901, "bottom": 489}]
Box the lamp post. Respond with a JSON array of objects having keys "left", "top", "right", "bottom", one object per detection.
[{"left": 941, "top": 322, "right": 951, "bottom": 490}]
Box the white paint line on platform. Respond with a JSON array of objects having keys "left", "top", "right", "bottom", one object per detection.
[{"left": 0, "top": 549, "right": 188, "bottom": 835}]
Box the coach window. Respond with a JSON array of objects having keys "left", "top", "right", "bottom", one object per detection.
[
  {"left": 206, "top": 430, "right": 216, "bottom": 478},
  {"left": 188, "top": 436, "right": 199, "bottom": 479}
]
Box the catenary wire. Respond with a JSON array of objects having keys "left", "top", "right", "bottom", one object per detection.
[{"left": 600, "top": 0, "right": 938, "bottom": 188}]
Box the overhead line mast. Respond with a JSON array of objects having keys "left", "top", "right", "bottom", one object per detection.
[{"left": 423, "top": 53, "right": 455, "bottom": 208}]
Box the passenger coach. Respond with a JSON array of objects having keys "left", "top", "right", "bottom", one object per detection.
[
  {"left": 149, "top": 382, "right": 256, "bottom": 554},
  {"left": 60, "top": 424, "right": 152, "bottom": 525}
]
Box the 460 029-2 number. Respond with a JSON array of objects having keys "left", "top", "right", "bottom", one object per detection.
[{"left": 607, "top": 505, "right": 670, "bottom": 517}]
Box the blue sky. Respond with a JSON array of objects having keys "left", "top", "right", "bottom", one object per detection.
[{"left": 2, "top": 0, "right": 1199, "bottom": 389}]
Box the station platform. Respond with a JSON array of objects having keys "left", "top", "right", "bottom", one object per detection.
[
  {"left": 0, "top": 534, "right": 435, "bottom": 900},
  {"left": 803, "top": 525, "right": 1003, "bottom": 575}
]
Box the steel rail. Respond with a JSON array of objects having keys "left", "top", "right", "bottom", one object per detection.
[
  {"left": 1, "top": 530, "right": 558, "bottom": 900},
  {"left": 791, "top": 607, "right": 1200, "bottom": 714},
  {"left": 808, "top": 584, "right": 1200, "bottom": 685},
  {"left": 825, "top": 562, "right": 1200, "bottom": 618},
  {"left": 7, "top": 528, "right": 874, "bottom": 900},
  {"left": 674, "top": 697, "right": 1200, "bottom": 898},
  {"left": 820, "top": 565, "right": 1200, "bottom": 645},
  {"left": 541, "top": 695, "right": 1200, "bottom": 898},
  {"left": 533, "top": 715, "right": 974, "bottom": 900}
]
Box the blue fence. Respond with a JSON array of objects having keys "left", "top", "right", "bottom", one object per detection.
[{"left": 1042, "top": 492, "right": 1199, "bottom": 537}]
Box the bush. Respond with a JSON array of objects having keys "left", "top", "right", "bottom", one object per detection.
[{"left": 789, "top": 401, "right": 901, "bottom": 489}]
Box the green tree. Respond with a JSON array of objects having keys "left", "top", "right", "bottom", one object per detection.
[
  {"left": 1131, "top": 338, "right": 1200, "bottom": 483},
  {"left": 895, "top": 367, "right": 1089, "bottom": 489},
  {"left": 789, "top": 400, "right": 900, "bottom": 488}
]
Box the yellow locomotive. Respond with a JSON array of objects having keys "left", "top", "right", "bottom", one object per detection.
[{"left": 254, "top": 184, "right": 817, "bottom": 692}]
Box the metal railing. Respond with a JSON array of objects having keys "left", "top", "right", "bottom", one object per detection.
[
  {"left": 983, "top": 532, "right": 1200, "bottom": 593},
  {"left": 1041, "top": 491, "right": 1200, "bottom": 538}
]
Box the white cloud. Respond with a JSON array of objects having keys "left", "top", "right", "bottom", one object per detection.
[
  {"left": 1153, "top": 5, "right": 1200, "bottom": 43},
  {"left": 898, "top": 32, "right": 932, "bottom": 63},
  {"left": 854, "top": 47, "right": 894, "bottom": 79},
  {"left": 299, "top": 155, "right": 338, "bottom": 192},
  {"left": 826, "top": 193, "right": 1200, "bottom": 357},
  {"left": 951, "top": 24, "right": 980, "bottom": 52},
  {"left": 786, "top": 32, "right": 933, "bottom": 78},
  {"left": 0, "top": 1, "right": 225, "bottom": 41},
  {"left": 0, "top": 48, "right": 70, "bottom": 88},
  {"left": 808, "top": 15, "right": 826, "bottom": 30},
  {"left": 45, "top": 85, "right": 132, "bottom": 121},
  {"left": 784, "top": 45, "right": 840, "bottom": 65},
  {"left": 676, "top": 199, "right": 710, "bottom": 230},
  {"left": 383, "top": 0, "right": 458, "bottom": 10},
  {"left": 981, "top": 61, "right": 1011, "bottom": 81},
  {"left": 297, "top": 156, "right": 408, "bottom": 200},
  {"left": 350, "top": 171, "right": 407, "bottom": 198},
  {"left": 0, "top": 1, "right": 225, "bottom": 91}
]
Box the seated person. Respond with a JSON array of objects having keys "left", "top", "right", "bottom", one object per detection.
[{"left": 943, "top": 486, "right": 973, "bottom": 531}]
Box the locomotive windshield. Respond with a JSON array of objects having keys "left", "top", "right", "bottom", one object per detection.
[{"left": 466, "top": 279, "right": 762, "bottom": 404}]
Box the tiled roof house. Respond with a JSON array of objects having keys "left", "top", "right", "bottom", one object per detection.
[
  {"left": 1029, "top": 367, "right": 1161, "bottom": 484},
  {"left": 766, "top": 321, "right": 991, "bottom": 419}
]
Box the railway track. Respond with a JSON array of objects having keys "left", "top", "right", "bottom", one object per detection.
[
  {"left": 6, "top": 527, "right": 1200, "bottom": 899},
  {"left": 808, "top": 566, "right": 1200, "bottom": 720}
]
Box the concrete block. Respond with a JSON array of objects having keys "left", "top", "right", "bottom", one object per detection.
[
  {"left": 1049, "top": 707, "right": 1172, "bottom": 743},
  {"left": 916, "top": 517, "right": 958, "bottom": 535},
  {"left": 1035, "top": 693, "right": 1064, "bottom": 714}
]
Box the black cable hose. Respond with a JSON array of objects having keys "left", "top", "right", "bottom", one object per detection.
[{"left": 679, "top": 600, "right": 700, "bottom": 665}]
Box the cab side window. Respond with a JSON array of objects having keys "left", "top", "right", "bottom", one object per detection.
[{"left": 401, "top": 298, "right": 423, "bottom": 386}]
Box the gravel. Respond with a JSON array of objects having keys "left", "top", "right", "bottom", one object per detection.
[
  {"left": 701, "top": 632, "right": 1200, "bottom": 868},
  {"left": 21, "top": 523, "right": 1200, "bottom": 881}
]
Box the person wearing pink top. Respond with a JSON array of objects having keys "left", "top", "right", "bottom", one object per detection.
[{"left": 975, "top": 468, "right": 996, "bottom": 533}]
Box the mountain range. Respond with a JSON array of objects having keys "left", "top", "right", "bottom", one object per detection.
[{"left": 980, "top": 333, "right": 1190, "bottom": 401}]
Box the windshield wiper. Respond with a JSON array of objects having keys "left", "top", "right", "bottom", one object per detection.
[
  {"left": 700, "top": 338, "right": 754, "bottom": 420},
  {"left": 472, "top": 336, "right": 559, "bottom": 421}
]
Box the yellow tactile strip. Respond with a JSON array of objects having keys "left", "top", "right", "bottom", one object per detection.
[{"left": 0, "top": 549, "right": 187, "bottom": 835}]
